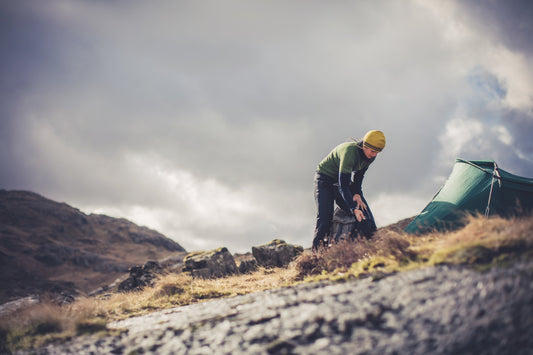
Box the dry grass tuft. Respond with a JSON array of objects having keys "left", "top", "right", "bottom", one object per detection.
[
  {"left": 426, "top": 214, "right": 533, "bottom": 266},
  {"left": 88, "top": 267, "right": 299, "bottom": 320},
  {"left": 295, "top": 214, "right": 533, "bottom": 280},
  {"left": 294, "top": 229, "right": 416, "bottom": 278},
  {"left": 0, "top": 300, "right": 97, "bottom": 352}
]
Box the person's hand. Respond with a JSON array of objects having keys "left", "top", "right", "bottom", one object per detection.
[
  {"left": 352, "top": 194, "right": 367, "bottom": 211},
  {"left": 353, "top": 208, "right": 366, "bottom": 222}
]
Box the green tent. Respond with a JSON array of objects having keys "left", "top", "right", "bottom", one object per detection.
[{"left": 404, "top": 159, "right": 533, "bottom": 234}]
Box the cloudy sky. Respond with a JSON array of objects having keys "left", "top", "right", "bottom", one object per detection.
[{"left": 1, "top": 0, "right": 532, "bottom": 253}]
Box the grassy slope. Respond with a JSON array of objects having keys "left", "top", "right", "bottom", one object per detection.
[{"left": 1, "top": 214, "right": 532, "bottom": 353}]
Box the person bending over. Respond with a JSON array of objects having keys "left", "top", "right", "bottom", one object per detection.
[{"left": 312, "top": 130, "right": 386, "bottom": 250}]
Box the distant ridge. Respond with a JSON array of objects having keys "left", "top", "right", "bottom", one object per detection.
[{"left": 0, "top": 190, "right": 186, "bottom": 304}]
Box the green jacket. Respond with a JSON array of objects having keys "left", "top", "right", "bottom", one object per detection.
[
  {"left": 317, "top": 142, "right": 373, "bottom": 178},
  {"left": 316, "top": 141, "right": 374, "bottom": 212}
]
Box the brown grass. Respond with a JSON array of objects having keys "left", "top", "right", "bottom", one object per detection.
[
  {"left": 2, "top": 214, "right": 533, "bottom": 353},
  {"left": 77, "top": 267, "right": 298, "bottom": 320},
  {"left": 0, "top": 299, "right": 106, "bottom": 352},
  {"left": 294, "top": 214, "right": 533, "bottom": 281},
  {"left": 294, "top": 229, "right": 419, "bottom": 279},
  {"left": 426, "top": 214, "right": 533, "bottom": 266}
]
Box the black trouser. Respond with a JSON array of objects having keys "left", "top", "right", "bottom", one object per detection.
[{"left": 312, "top": 172, "right": 376, "bottom": 250}]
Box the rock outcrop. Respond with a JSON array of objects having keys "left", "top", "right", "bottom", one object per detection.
[
  {"left": 33, "top": 260, "right": 533, "bottom": 354},
  {"left": 252, "top": 239, "right": 303, "bottom": 268},
  {"left": 180, "top": 239, "right": 304, "bottom": 278},
  {"left": 182, "top": 247, "right": 239, "bottom": 278},
  {"left": 118, "top": 261, "right": 164, "bottom": 292},
  {"left": 237, "top": 258, "right": 258, "bottom": 274}
]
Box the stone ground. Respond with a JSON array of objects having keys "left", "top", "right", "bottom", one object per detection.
[{"left": 25, "top": 260, "right": 533, "bottom": 355}]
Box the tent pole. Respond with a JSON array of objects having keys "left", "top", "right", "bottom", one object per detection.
[{"left": 484, "top": 162, "right": 500, "bottom": 218}]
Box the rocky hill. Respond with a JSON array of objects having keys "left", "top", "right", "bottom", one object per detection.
[{"left": 0, "top": 190, "right": 186, "bottom": 304}]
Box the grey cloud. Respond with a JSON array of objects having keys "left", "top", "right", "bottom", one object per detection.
[
  {"left": 503, "top": 109, "right": 533, "bottom": 172},
  {"left": 1, "top": 1, "right": 532, "bottom": 251},
  {"left": 455, "top": 0, "right": 533, "bottom": 176},
  {"left": 459, "top": 0, "right": 533, "bottom": 55}
]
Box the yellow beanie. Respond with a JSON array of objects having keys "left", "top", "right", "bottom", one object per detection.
[{"left": 363, "top": 130, "right": 386, "bottom": 152}]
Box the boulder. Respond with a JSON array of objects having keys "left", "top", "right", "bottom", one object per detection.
[
  {"left": 118, "top": 261, "right": 163, "bottom": 292},
  {"left": 238, "top": 258, "right": 258, "bottom": 274},
  {"left": 182, "top": 247, "right": 239, "bottom": 278},
  {"left": 252, "top": 239, "right": 303, "bottom": 268}
]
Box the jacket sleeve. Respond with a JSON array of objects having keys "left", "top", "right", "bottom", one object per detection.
[
  {"left": 350, "top": 167, "right": 368, "bottom": 196},
  {"left": 339, "top": 172, "right": 357, "bottom": 212}
]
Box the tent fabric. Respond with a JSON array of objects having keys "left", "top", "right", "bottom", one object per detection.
[{"left": 404, "top": 159, "right": 533, "bottom": 234}]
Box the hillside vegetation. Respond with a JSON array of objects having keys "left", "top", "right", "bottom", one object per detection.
[
  {"left": 0, "top": 190, "right": 186, "bottom": 303},
  {"left": 1, "top": 214, "right": 532, "bottom": 353}
]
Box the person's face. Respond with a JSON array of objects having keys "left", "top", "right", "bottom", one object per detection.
[{"left": 363, "top": 146, "right": 379, "bottom": 159}]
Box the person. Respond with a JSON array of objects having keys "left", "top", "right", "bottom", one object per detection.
[{"left": 312, "top": 130, "right": 386, "bottom": 250}]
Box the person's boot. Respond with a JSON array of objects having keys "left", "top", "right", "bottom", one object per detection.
[{"left": 312, "top": 235, "right": 327, "bottom": 251}]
